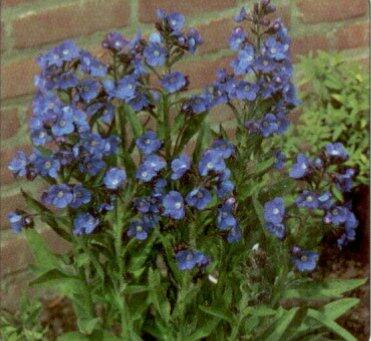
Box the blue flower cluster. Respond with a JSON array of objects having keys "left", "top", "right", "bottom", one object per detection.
[{"left": 199, "top": 2, "right": 299, "bottom": 137}]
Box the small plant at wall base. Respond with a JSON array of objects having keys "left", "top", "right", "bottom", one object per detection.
[
  {"left": 4, "top": 1, "right": 367, "bottom": 340},
  {"left": 282, "top": 51, "right": 370, "bottom": 185}
]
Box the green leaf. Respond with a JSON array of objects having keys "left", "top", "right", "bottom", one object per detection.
[
  {"left": 123, "top": 285, "right": 148, "bottom": 295},
  {"left": 124, "top": 104, "right": 143, "bottom": 138},
  {"left": 283, "top": 278, "right": 367, "bottom": 300},
  {"left": 199, "top": 305, "right": 233, "bottom": 323},
  {"left": 24, "top": 229, "right": 60, "bottom": 272},
  {"left": 308, "top": 309, "right": 357, "bottom": 341},
  {"left": 57, "top": 332, "right": 89, "bottom": 341},
  {"left": 188, "top": 318, "right": 220, "bottom": 340},
  {"left": 252, "top": 192, "right": 265, "bottom": 227},
  {"left": 262, "top": 308, "right": 299, "bottom": 341},
  {"left": 321, "top": 298, "right": 360, "bottom": 320}
]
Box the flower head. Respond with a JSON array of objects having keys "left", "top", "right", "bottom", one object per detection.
[
  {"left": 7, "top": 211, "right": 32, "bottom": 233},
  {"left": 144, "top": 42, "right": 167, "bottom": 67},
  {"left": 73, "top": 213, "right": 99, "bottom": 235},
  {"left": 136, "top": 130, "right": 162, "bottom": 155},
  {"left": 162, "top": 191, "right": 185, "bottom": 220},
  {"left": 70, "top": 184, "right": 91, "bottom": 208},
  {"left": 104, "top": 167, "right": 127, "bottom": 190},
  {"left": 171, "top": 154, "right": 191, "bottom": 180},
  {"left": 264, "top": 197, "right": 285, "bottom": 225},
  {"left": 265, "top": 222, "right": 285, "bottom": 240},
  {"left": 295, "top": 190, "right": 319, "bottom": 210},
  {"left": 199, "top": 149, "right": 226, "bottom": 176},
  {"left": 292, "top": 247, "right": 319, "bottom": 272},
  {"left": 8, "top": 151, "right": 29, "bottom": 178},
  {"left": 161, "top": 72, "right": 187, "bottom": 93},
  {"left": 43, "top": 184, "right": 73, "bottom": 209},
  {"left": 289, "top": 154, "right": 310, "bottom": 179},
  {"left": 186, "top": 187, "right": 212, "bottom": 210},
  {"left": 325, "top": 143, "right": 348, "bottom": 161},
  {"left": 127, "top": 219, "right": 150, "bottom": 240},
  {"left": 175, "top": 250, "right": 209, "bottom": 270}
]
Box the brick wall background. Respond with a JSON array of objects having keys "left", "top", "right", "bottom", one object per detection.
[{"left": 0, "top": 0, "right": 369, "bottom": 308}]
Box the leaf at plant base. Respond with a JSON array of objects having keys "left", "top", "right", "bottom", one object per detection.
[
  {"left": 261, "top": 308, "right": 300, "bottom": 340},
  {"left": 308, "top": 309, "right": 357, "bottom": 341},
  {"left": 283, "top": 278, "right": 367, "bottom": 300},
  {"left": 199, "top": 305, "right": 233, "bottom": 323},
  {"left": 321, "top": 298, "right": 360, "bottom": 320},
  {"left": 24, "top": 229, "right": 61, "bottom": 272},
  {"left": 125, "top": 104, "right": 143, "bottom": 138}
]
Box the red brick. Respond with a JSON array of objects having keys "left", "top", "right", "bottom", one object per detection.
[
  {"left": 0, "top": 144, "right": 32, "bottom": 185},
  {"left": 1, "top": 58, "right": 39, "bottom": 99},
  {"left": 197, "top": 18, "right": 235, "bottom": 55},
  {"left": 0, "top": 108, "right": 20, "bottom": 140},
  {"left": 0, "top": 194, "right": 26, "bottom": 229},
  {"left": 297, "top": 0, "right": 368, "bottom": 24},
  {"left": 291, "top": 35, "right": 330, "bottom": 60},
  {"left": 178, "top": 56, "right": 232, "bottom": 90},
  {"left": 138, "top": 0, "right": 236, "bottom": 22},
  {"left": 2, "top": 0, "right": 36, "bottom": 6},
  {"left": 1, "top": 21, "right": 5, "bottom": 52},
  {"left": 0, "top": 228, "right": 71, "bottom": 277},
  {"left": 12, "top": 0, "right": 130, "bottom": 49},
  {"left": 335, "top": 22, "right": 369, "bottom": 50}
]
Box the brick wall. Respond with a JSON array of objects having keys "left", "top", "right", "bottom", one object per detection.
[{"left": 0, "top": 0, "right": 369, "bottom": 307}]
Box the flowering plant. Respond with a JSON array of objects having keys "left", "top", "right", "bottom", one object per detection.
[{"left": 7, "top": 1, "right": 366, "bottom": 339}]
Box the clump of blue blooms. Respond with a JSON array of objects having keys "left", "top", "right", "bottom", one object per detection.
[{"left": 6, "top": 1, "right": 364, "bottom": 339}]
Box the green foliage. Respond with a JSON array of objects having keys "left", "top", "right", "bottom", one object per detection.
[
  {"left": 283, "top": 51, "right": 369, "bottom": 184},
  {"left": 0, "top": 297, "right": 46, "bottom": 341}
]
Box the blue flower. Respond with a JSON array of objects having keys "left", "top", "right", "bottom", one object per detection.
[
  {"left": 8, "top": 151, "right": 29, "bottom": 177},
  {"left": 229, "top": 27, "right": 246, "bottom": 51},
  {"left": 262, "top": 37, "right": 288, "bottom": 61},
  {"left": 43, "top": 184, "right": 73, "bottom": 209},
  {"left": 38, "top": 40, "right": 80, "bottom": 69},
  {"left": 171, "top": 154, "right": 191, "bottom": 180},
  {"left": 73, "top": 213, "right": 99, "bottom": 235},
  {"left": 217, "top": 202, "right": 237, "bottom": 230},
  {"left": 166, "top": 12, "right": 185, "bottom": 32},
  {"left": 231, "top": 45, "right": 255, "bottom": 75},
  {"left": 127, "top": 219, "right": 150, "bottom": 240},
  {"left": 289, "top": 154, "right": 310, "bottom": 179},
  {"left": 217, "top": 179, "right": 234, "bottom": 199},
  {"left": 234, "top": 81, "right": 258, "bottom": 101},
  {"left": 338, "top": 211, "right": 358, "bottom": 247},
  {"left": 144, "top": 42, "right": 167, "bottom": 67},
  {"left": 116, "top": 75, "right": 137, "bottom": 101},
  {"left": 79, "top": 51, "right": 107, "bottom": 77},
  {"left": 143, "top": 154, "right": 167, "bottom": 172},
  {"left": 182, "top": 94, "right": 210, "bottom": 114},
  {"left": 325, "top": 143, "right": 348, "bottom": 161},
  {"left": 265, "top": 222, "right": 285, "bottom": 240},
  {"left": 318, "top": 191, "right": 334, "bottom": 210},
  {"left": 7, "top": 211, "right": 30, "bottom": 234},
  {"left": 104, "top": 167, "right": 127, "bottom": 190},
  {"left": 102, "top": 32, "right": 128, "bottom": 51},
  {"left": 175, "top": 250, "right": 209, "bottom": 271},
  {"left": 292, "top": 247, "right": 319, "bottom": 272},
  {"left": 199, "top": 149, "right": 226, "bottom": 176},
  {"left": 51, "top": 107, "right": 75, "bottom": 137},
  {"left": 211, "top": 139, "right": 235, "bottom": 159},
  {"left": 234, "top": 7, "right": 248, "bottom": 22},
  {"left": 186, "top": 187, "right": 212, "bottom": 210},
  {"left": 260, "top": 113, "right": 279, "bottom": 137},
  {"left": 161, "top": 72, "right": 187, "bottom": 93},
  {"left": 70, "top": 184, "right": 91, "bottom": 208},
  {"left": 264, "top": 197, "right": 285, "bottom": 225},
  {"left": 323, "top": 206, "right": 349, "bottom": 226},
  {"left": 136, "top": 130, "right": 162, "bottom": 155},
  {"left": 227, "top": 226, "right": 242, "bottom": 243},
  {"left": 186, "top": 28, "right": 203, "bottom": 53},
  {"left": 295, "top": 190, "right": 319, "bottom": 210},
  {"left": 162, "top": 191, "right": 185, "bottom": 220},
  {"left": 78, "top": 79, "right": 100, "bottom": 103},
  {"left": 275, "top": 151, "right": 285, "bottom": 170},
  {"left": 33, "top": 153, "right": 60, "bottom": 179},
  {"left": 335, "top": 169, "right": 355, "bottom": 193}
]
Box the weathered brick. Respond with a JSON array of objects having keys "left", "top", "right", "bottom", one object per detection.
[
  {"left": 291, "top": 35, "right": 330, "bottom": 60},
  {"left": 197, "top": 18, "right": 235, "bottom": 55},
  {"left": 2, "top": 0, "right": 36, "bottom": 6},
  {"left": 12, "top": 0, "right": 130, "bottom": 49},
  {"left": 297, "top": 0, "right": 368, "bottom": 24},
  {"left": 0, "top": 58, "right": 38, "bottom": 99},
  {"left": 1, "top": 21, "right": 5, "bottom": 52},
  {"left": 0, "top": 194, "right": 26, "bottom": 229},
  {"left": 0, "top": 144, "right": 31, "bottom": 185},
  {"left": 0, "top": 108, "right": 20, "bottom": 140},
  {"left": 138, "top": 0, "right": 236, "bottom": 23},
  {"left": 335, "top": 22, "right": 369, "bottom": 50},
  {"left": 178, "top": 56, "right": 232, "bottom": 90},
  {"left": 0, "top": 228, "right": 71, "bottom": 277}
]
